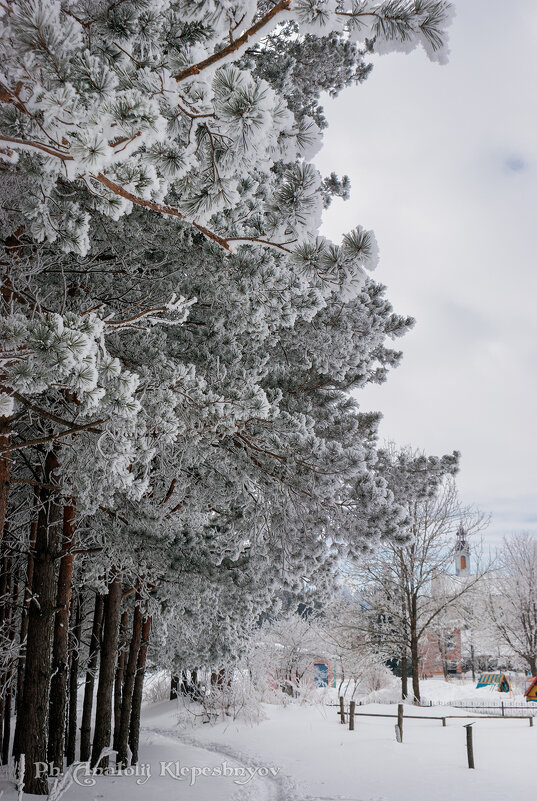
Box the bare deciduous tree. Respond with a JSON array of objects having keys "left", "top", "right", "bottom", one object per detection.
[
  {"left": 487, "top": 534, "right": 537, "bottom": 676},
  {"left": 352, "top": 476, "right": 487, "bottom": 703}
]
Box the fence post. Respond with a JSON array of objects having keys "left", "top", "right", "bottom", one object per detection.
[
  {"left": 501, "top": 702, "right": 504, "bottom": 717},
  {"left": 339, "top": 696, "right": 345, "bottom": 725},
  {"left": 530, "top": 717, "right": 533, "bottom": 727},
  {"left": 465, "top": 724, "right": 475, "bottom": 769},
  {"left": 349, "top": 700, "right": 355, "bottom": 731},
  {"left": 395, "top": 703, "right": 403, "bottom": 743},
  {"left": 442, "top": 717, "right": 446, "bottom": 727}
]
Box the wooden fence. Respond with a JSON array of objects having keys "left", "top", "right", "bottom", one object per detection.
[{"left": 335, "top": 696, "right": 535, "bottom": 768}]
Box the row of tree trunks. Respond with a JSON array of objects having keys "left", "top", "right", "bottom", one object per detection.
[
  {"left": 171, "top": 669, "right": 202, "bottom": 701},
  {"left": 1, "top": 477, "right": 152, "bottom": 793},
  {"left": 88, "top": 587, "right": 151, "bottom": 770}
]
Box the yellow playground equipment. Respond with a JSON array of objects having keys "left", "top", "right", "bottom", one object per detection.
[{"left": 524, "top": 676, "right": 537, "bottom": 702}]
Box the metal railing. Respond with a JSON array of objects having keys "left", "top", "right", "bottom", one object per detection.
[{"left": 422, "top": 698, "right": 537, "bottom": 717}]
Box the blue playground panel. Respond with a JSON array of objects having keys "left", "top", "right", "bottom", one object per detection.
[{"left": 314, "top": 662, "right": 328, "bottom": 687}]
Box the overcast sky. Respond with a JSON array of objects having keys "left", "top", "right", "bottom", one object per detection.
[{"left": 315, "top": 0, "right": 537, "bottom": 547}]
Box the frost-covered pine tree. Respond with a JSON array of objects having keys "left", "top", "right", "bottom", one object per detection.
[
  {"left": 0, "top": 1, "right": 455, "bottom": 793},
  {"left": 0, "top": 1, "right": 453, "bottom": 252}
]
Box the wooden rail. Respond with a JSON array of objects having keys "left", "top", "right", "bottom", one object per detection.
[
  {"left": 351, "top": 712, "right": 445, "bottom": 720},
  {"left": 336, "top": 710, "right": 534, "bottom": 726}
]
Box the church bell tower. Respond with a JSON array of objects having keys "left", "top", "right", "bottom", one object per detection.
[{"left": 455, "top": 523, "right": 470, "bottom": 576}]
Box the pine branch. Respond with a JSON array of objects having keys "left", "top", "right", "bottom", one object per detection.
[
  {"left": 173, "top": 1, "right": 292, "bottom": 83},
  {"left": 0, "top": 135, "right": 232, "bottom": 249},
  {"left": 225, "top": 237, "right": 293, "bottom": 253},
  {"left": 11, "top": 391, "right": 101, "bottom": 432},
  {"left": 0, "top": 134, "right": 72, "bottom": 161},
  {"left": 161, "top": 478, "right": 177, "bottom": 506},
  {"left": 0, "top": 419, "right": 106, "bottom": 454},
  {"left": 11, "top": 477, "right": 59, "bottom": 492},
  {"left": 92, "top": 173, "right": 231, "bottom": 251}
]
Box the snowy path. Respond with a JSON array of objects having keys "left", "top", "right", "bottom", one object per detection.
[
  {"left": 144, "top": 725, "right": 299, "bottom": 801},
  {"left": 142, "top": 725, "right": 369, "bottom": 801},
  {"left": 0, "top": 719, "right": 297, "bottom": 801},
  {"left": 138, "top": 698, "right": 366, "bottom": 801}
]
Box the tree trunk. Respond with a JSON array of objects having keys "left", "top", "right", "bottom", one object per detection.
[
  {"left": 180, "top": 671, "right": 191, "bottom": 696},
  {"left": 470, "top": 644, "right": 476, "bottom": 682},
  {"left": 14, "top": 450, "right": 61, "bottom": 795},
  {"left": 14, "top": 490, "right": 38, "bottom": 720},
  {"left": 48, "top": 499, "right": 76, "bottom": 770},
  {"left": 0, "top": 416, "right": 11, "bottom": 544},
  {"left": 80, "top": 593, "right": 104, "bottom": 763},
  {"left": 91, "top": 576, "right": 122, "bottom": 770},
  {"left": 2, "top": 680, "right": 12, "bottom": 766},
  {"left": 128, "top": 615, "right": 151, "bottom": 766},
  {"left": 528, "top": 654, "right": 537, "bottom": 677},
  {"left": 170, "top": 674, "right": 179, "bottom": 699},
  {"left": 401, "top": 650, "right": 408, "bottom": 700},
  {"left": 410, "top": 599, "right": 421, "bottom": 704},
  {"left": 0, "top": 540, "right": 10, "bottom": 758},
  {"left": 438, "top": 634, "right": 449, "bottom": 680},
  {"left": 2, "top": 570, "right": 18, "bottom": 765},
  {"left": 116, "top": 603, "right": 143, "bottom": 767},
  {"left": 66, "top": 594, "right": 82, "bottom": 766},
  {"left": 113, "top": 610, "right": 128, "bottom": 752},
  {"left": 190, "top": 668, "right": 201, "bottom": 700}
]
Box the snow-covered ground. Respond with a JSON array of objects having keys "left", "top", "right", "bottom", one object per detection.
[
  {"left": 1, "top": 678, "right": 535, "bottom": 800},
  {"left": 361, "top": 676, "right": 531, "bottom": 706},
  {"left": 141, "top": 694, "right": 536, "bottom": 801}
]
